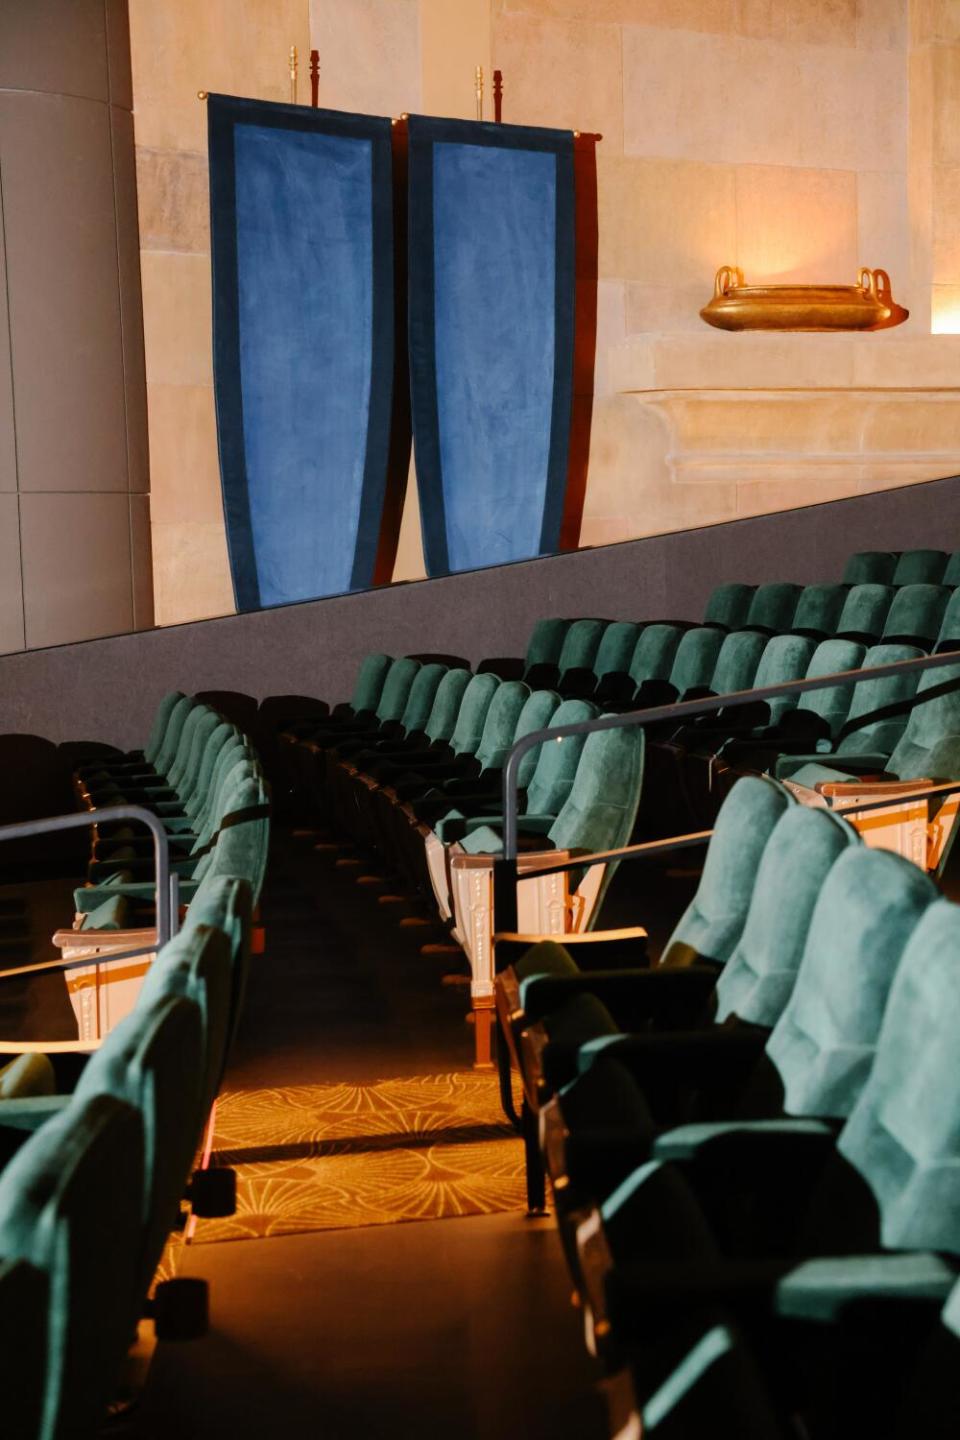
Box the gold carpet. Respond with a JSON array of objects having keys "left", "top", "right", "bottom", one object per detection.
[{"left": 188, "top": 1071, "right": 526, "bottom": 1244}]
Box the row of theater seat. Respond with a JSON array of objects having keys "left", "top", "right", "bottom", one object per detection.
[
  {"left": 495, "top": 775, "right": 960, "bottom": 1438},
  {"left": 0, "top": 693, "right": 272, "bottom": 1435}
]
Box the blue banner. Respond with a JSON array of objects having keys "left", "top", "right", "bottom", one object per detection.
[
  {"left": 208, "top": 96, "right": 401, "bottom": 610},
  {"left": 407, "top": 115, "right": 575, "bottom": 576}
]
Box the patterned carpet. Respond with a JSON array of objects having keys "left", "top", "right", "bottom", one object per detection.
[{"left": 188, "top": 1071, "right": 526, "bottom": 1245}]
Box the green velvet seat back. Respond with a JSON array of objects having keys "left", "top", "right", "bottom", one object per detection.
[
  {"left": 474, "top": 681, "right": 531, "bottom": 770},
  {"left": 892, "top": 549, "right": 949, "bottom": 586},
  {"left": 767, "top": 847, "right": 936, "bottom": 1119},
  {"left": 714, "top": 807, "right": 859, "bottom": 1026},
  {"left": 751, "top": 635, "right": 817, "bottom": 725},
  {"left": 592, "top": 622, "right": 641, "bottom": 679},
  {"left": 0, "top": 1093, "right": 144, "bottom": 1439},
  {"left": 794, "top": 640, "right": 865, "bottom": 737},
  {"left": 166, "top": 704, "right": 216, "bottom": 790},
  {"left": 745, "top": 582, "right": 803, "bottom": 632},
  {"left": 835, "top": 583, "right": 895, "bottom": 641},
  {"left": 546, "top": 723, "right": 645, "bottom": 918},
  {"left": 525, "top": 699, "right": 599, "bottom": 814},
  {"left": 629, "top": 624, "right": 684, "bottom": 686},
  {"left": 667, "top": 627, "right": 726, "bottom": 696},
  {"left": 448, "top": 673, "right": 500, "bottom": 756},
  {"left": 351, "top": 652, "right": 392, "bottom": 712},
  {"left": 524, "top": 618, "right": 570, "bottom": 671},
  {"left": 423, "top": 668, "right": 472, "bottom": 743},
  {"left": 791, "top": 583, "right": 848, "bottom": 637},
  {"left": 935, "top": 586, "right": 960, "bottom": 650},
  {"left": 151, "top": 694, "right": 196, "bottom": 775},
  {"left": 832, "top": 643, "right": 924, "bottom": 758},
  {"left": 145, "top": 691, "right": 186, "bottom": 766},
  {"left": 707, "top": 629, "right": 767, "bottom": 697},
  {"left": 137, "top": 921, "right": 235, "bottom": 1114},
  {"left": 556, "top": 619, "right": 608, "bottom": 675},
  {"left": 194, "top": 755, "right": 256, "bottom": 852},
  {"left": 372, "top": 658, "right": 421, "bottom": 723},
  {"left": 703, "top": 583, "right": 755, "bottom": 629},
  {"left": 181, "top": 871, "right": 253, "bottom": 1067},
  {"left": 838, "top": 898, "right": 960, "bottom": 1252},
  {"left": 511, "top": 690, "right": 562, "bottom": 787},
  {"left": 843, "top": 551, "right": 897, "bottom": 586},
  {"left": 887, "top": 659, "right": 960, "bottom": 778},
  {"left": 882, "top": 583, "right": 950, "bottom": 645},
  {"left": 397, "top": 663, "right": 447, "bottom": 735},
  {"left": 660, "top": 776, "right": 793, "bottom": 970},
  {"left": 185, "top": 722, "right": 241, "bottom": 820},
  {"left": 73, "top": 994, "right": 205, "bottom": 1290},
  {"left": 193, "top": 774, "right": 270, "bottom": 902},
  {"left": 173, "top": 707, "right": 221, "bottom": 802},
  {"left": 944, "top": 551, "right": 960, "bottom": 588}
]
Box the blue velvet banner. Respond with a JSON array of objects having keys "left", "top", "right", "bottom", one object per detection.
[
  {"left": 407, "top": 115, "right": 575, "bottom": 577},
  {"left": 208, "top": 96, "right": 398, "bottom": 611}
]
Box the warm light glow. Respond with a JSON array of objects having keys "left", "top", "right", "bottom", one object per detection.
[{"left": 931, "top": 298, "right": 960, "bottom": 334}]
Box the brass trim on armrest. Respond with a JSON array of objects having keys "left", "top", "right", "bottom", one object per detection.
[
  {"left": 0, "top": 1039, "right": 101, "bottom": 1055},
  {"left": 52, "top": 927, "right": 158, "bottom": 949},
  {"left": 493, "top": 926, "right": 648, "bottom": 944}
]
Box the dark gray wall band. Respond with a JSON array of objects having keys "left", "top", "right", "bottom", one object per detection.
[{"left": 0, "top": 471, "right": 957, "bottom": 749}]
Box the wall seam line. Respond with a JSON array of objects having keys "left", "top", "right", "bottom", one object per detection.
[{"left": 0, "top": 153, "right": 27, "bottom": 653}]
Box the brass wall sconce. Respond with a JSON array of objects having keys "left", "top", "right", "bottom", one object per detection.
[{"left": 701, "top": 266, "right": 909, "bottom": 332}]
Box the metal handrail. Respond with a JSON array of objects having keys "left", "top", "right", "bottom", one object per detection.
[
  {"left": 501, "top": 645, "right": 960, "bottom": 860},
  {"left": 0, "top": 806, "right": 174, "bottom": 956}
]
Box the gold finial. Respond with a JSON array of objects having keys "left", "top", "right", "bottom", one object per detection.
[
  {"left": 475, "top": 64, "right": 483, "bottom": 121},
  {"left": 197, "top": 90, "right": 208, "bottom": 101},
  {"left": 289, "top": 44, "right": 298, "bottom": 105}
]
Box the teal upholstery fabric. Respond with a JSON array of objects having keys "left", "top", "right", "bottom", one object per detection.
[
  {"left": 145, "top": 692, "right": 186, "bottom": 766},
  {"left": 524, "top": 699, "right": 599, "bottom": 814},
  {"left": 892, "top": 549, "right": 948, "bottom": 585},
  {"left": 881, "top": 583, "right": 950, "bottom": 644},
  {"left": 660, "top": 776, "right": 793, "bottom": 969},
  {"left": 842, "top": 551, "right": 897, "bottom": 586},
  {"left": 180, "top": 871, "right": 253, "bottom": 1061},
  {"left": 935, "top": 586, "right": 960, "bottom": 649},
  {"left": 667, "top": 628, "right": 725, "bottom": 696},
  {"left": 447, "top": 673, "right": 500, "bottom": 755},
  {"left": 525, "top": 618, "right": 570, "bottom": 670},
  {"left": 473, "top": 681, "right": 531, "bottom": 769},
  {"left": 556, "top": 619, "right": 608, "bottom": 675},
  {"left": 546, "top": 723, "right": 645, "bottom": 861},
  {"left": 592, "top": 622, "right": 641, "bottom": 679},
  {"left": 838, "top": 898, "right": 960, "bottom": 1252},
  {"left": 183, "top": 722, "right": 240, "bottom": 820},
  {"left": 422, "top": 668, "right": 472, "bottom": 743},
  {"left": 884, "top": 659, "right": 960, "bottom": 778},
  {"left": 703, "top": 584, "right": 755, "bottom": 628},
  {"left": 0, "top": 1093, "right": 144, "bottom": 1439},
  {"left": 835, "top": 583, "right": 894, "bottom": 641},
  {"left": 372, "top": 658, "right": 421, "bottom": 722},
  {"left": 629, "top": 625, "right": 684, "bottom": 686},
  {"left": 745, "top": 583, "right": 803, "bottom": 632},
  {"left": 751, "top": 636, "right": 818, "bottom": 725},
  {"left": 767, "top": 847, "right": 936, "bottom": 1119},
  {"left": 397, "top": 663, "right": 447, "bottom": 735},
  {"left": 512, "top": 690, "right": 562, "bottom": 786},
  {"left": 791, "top": 584, "right": 847, "bottom": 637},
  {"left": 714, "top": 807, "right": 859, "bottom": 1026},
  {"left": 351, "top": 653, "right": 392, "bottom": 712},
  {"left": 793, "top": 639, "right": 865, "bottom": 738},
  {"left": 151, "top": 695, "right": 197, "bottom": 777},
  {"left": 944, "top": 551, "right": 960, "bottom": 588},
  {"left": 707, "top": 630, "right": 767, "bottom": 696},
  {"left": 137, "top": 924, "right": 233, "bottom": 1115}
]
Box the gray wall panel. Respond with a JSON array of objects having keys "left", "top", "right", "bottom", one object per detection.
[
  {"left": 0, "top": 0, "right": 109, "bottom": 101},
  {"left": 0, "top": 471, "right": 957, "bottom": 748},
  {"left": 0, "top": 493, "right": 24, "bottom": 654},
  {"left": 105, "top": 0, "right": 133, "bottom": 109},
  {"left": 130, "top": 491, "right": 155, "bottom": 630},
  {"left": 1, "top": 90, "right": 127, "bottom": 493},
  {"left": 0, "top": 168, "right": 15, "bottom": 493},
  {"left": 20, "top": 492, "right": 133, "bottom": 649},
  {"left": 110, "top": 105, "right": 149, "bottom": 495}
]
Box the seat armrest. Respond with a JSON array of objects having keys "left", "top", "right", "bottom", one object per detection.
[
  {"left": 818, "top": 776, "right": 927, "bottom": 799},
  {"left": 494, "top": 927, "right": 648, "bottom": 973},
  {"left": 653, "top": 1117, "right": 834, "bottom": 1164},
  {"left": 522, "top": 964, "right": 716, "bottom": 1026},
  {"left": 774, "top": 1253, "right": 957, "bottom": 1324}
]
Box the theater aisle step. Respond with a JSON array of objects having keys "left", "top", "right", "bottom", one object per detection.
[{"left": 129, "top": 828, "right": 607, "bottom": 1439}]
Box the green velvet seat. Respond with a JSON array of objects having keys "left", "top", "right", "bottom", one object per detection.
[
  {"left": 80, "top": 693, "right": 198, "bottom": 792},
  {"left": 842, "top": 550, "right": 898, "bottom": 586},
  {"left": 559, "top": 622, "right": 642, "bottom": 700},
  {"left": 633, "top": 627, "right": 725, "bottom": 709},
  {"left": 548, "top": 619, "right": 610, "bottom": 693},
  {"left": 789, "top": 583, "right": 848, "bottom": 639},
  {"left": 0, "top": 1093, "right": 145, "bottom": 1438},
  {"left": 880, "top": 582, "right": 950, "bottom": 646},
  {"left": 892, "top": 549, "right": 949, "bottom": 586},
  {"left": 833, "top": 581, "right": 894, "bottom": 643},
  {"left": 595, "top": 624, "right": 685, "bottom": 707},
  {"left": 944, "top": 550, "right": 960, "bottom": 588},
  {"left": 702, "top": 583, "right": 756, "bottom": 630},
  {"left": 75, "top": 690, "right": 186, "bottom": 779},
  {"left": 743, "top": 583, "right": 804, "bottom": 634},
  {"left": 483, "top": 617, "right": 571, "bottom": 685},
  {"left": 85, "top": 704, "right": 223, "bottom": 808},
  {"left": 335, "top": 663, "right": 447, "bottom": 763},
  {"left": 934, "top": 585, "right": 960, "bottom": 651}
]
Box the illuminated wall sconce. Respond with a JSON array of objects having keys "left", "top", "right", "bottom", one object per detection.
[{"left": 701, "top": 266, "right": 909, "bottom": 332}]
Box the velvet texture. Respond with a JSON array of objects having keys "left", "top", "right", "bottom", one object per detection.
[
  {"left": 792, "top": 639, "right": 865, "bottom": 738},
  {"left": 891, "top": 549, "right": 949, "bottom": 585},
  {"left": 767, "top": 848, "right": 936, "bottom": 1119},
  {"left": 556, "top": 618, "right": 608, "bottom": 675},
  {"left": 209, "top": 97, "right": 397, "bottom": 610},
  {"left": 396, "top": 663, "right": 447, "bottom": 735},
  {"left": 525, "top": 618, "right": 571, "bottom": 671},
  {"left": 750, "top": 636, "right": 817, "bottom": 726},
  {"left": 512, "top": 690, "right": 563, "bottom": 785},
  {"left": 407, "top": 115, "right": 575, "bottom": 576},
  {"left": 668, "top": 628, "right": 726, "bottom": 696},
  {"left": 938, "top": 587, "right": 960, "bottom": 648},
  {"left": 447, "top": 673, "right": 501, "bottom": 755},
  {"left": 472, "top": 681, "right": 532, "bottom": 769},
  {"left": 629, "top": 625, "right": 684, "bottom": 685},
  {"left": 842, "top": 551, "right": 898, "bottom": 585},
  {"left": 351, "top": 653, "right": 393, "bottom": 713},
  {"left": 835, "top": 583, "right": 894, "bottom": 641},
  {"left": 714, "top": 807, "right": 859, "bottom": 1026},
  {"left": 791, "top": 583, "right": 848, "bottom": 637},
  {"left": 944, "top": 551, "right": 960, "bottom": 588},
  {"left": 421, "top": 668, "right": 473, "bottom": 743},
  {"left": 593, "top": 622, "right": 641, "bottom": 679},
  {"left": 882, "top": 583, "right": 950, "bottom": 644},
  {"left": 660, "top": 777, "right": 793, "bottom": 969},
  {"left": 708, "top": 630, "right": 767, "bottom": 696},
  {"left": 524, "top": 699, "right": 598, "bottom": 814},
  {"left": 885, "top": 659, "right": 960, "bottom": 777},
  {"left": 373, "top": 658, "right": 422, "bottom": 723},
  {"left": 838, "top": 899, "right": 960, "bottom": 1252},
  {"left": 703, "top": 583, "right": 756, "bottom": 629},
  {"left": 745, "top": 583, "right": 804, "bottom": 632}
]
